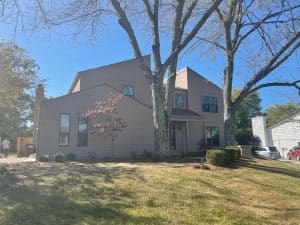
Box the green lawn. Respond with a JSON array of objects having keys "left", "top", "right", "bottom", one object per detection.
[{"left": 0, "top": 159, "right": 299, "bottom": 225}]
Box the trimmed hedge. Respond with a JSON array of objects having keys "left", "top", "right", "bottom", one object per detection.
[
  {"left": 225, "top": 146, "right": 241, "bottom": 160},
  {"left": 206, "top": 148, "right": 241, "bottom": 166},
  {"left": 206, "top": 150, "right": 226, "bottom": 166}
]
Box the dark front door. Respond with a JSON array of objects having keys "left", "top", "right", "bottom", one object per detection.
[{"left": 170, "top": 121, "right": 187, "bottom": 154}]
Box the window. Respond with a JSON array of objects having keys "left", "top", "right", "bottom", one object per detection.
[
  {"left": 78, "top": 115, "right": 88, "bottom": 147},
  {"left": 206, "top": 126, "right": 220, "bottom": 147},
  {"left": 59, "top": 114, "right": 70, "bottom": 147},
  {"left": 202, "top": 96, "right": 218, "bottom": 113},
  {"left": 175, "top": 94, "right": 185, "bottom": 108},
  {"left": 123, "top": 85, "right": 134, "bottom": 97}
]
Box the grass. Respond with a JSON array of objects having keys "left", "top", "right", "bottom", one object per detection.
[
  {"left": 7, "top": 152, "right": 17, "bottom": 158},
  {"left": 0, "top": 159, "right": 299, "bottom": 225}
]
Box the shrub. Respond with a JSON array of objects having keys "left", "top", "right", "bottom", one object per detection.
[
  {"left": 54, "top": 153, "right": 64, "bottom": 163},
  {"left": 39, "top": 155, "right": 50, "bottom": 162},
  {"left": 0, "top": 166, "right": 16, "bottom": 188},
  {"left": 225, "top": 146, "right": 241, "bottom": 160},
  {"left": 206, "top": 150, "right": 226, "bottom": 166},
  {"left": 66, "top": 153, "right": 77, "bottom": 161}
]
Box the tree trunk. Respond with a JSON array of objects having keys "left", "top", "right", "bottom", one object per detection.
[
  {"left": 223, "top": 65, "right": 236, "bottom": 146},
  {"left": 224, "top": 104, "right": 236, "bottom": 146},
  {"left": 151, "top": 82, "right": 169, "bottom": 157},
  {"left": 165, "top": 74, "right": 175, "bottom": 115}
]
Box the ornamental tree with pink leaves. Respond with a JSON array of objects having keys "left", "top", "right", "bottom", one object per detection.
[{"left": 86, "top": 93, "right": 127, "bottom": 157}]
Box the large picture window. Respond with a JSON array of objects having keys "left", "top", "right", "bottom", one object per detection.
[
  {"left": 202, "top": 96, "right": 218, "bottom": 113},
  {"left": 175, "top": 94, "right": 185, "bottom": 108},
  {"left": 206, "top": 126, "right": 220, "bottom": 147},
  {"left": 78, "top": 115, "right": 88, "bottom": 147},
  {"left": 59, "top": 113, "right": 70, "bottom": 147},
  {"left": 122, "top": 85, "right": 134, "bottom": 97}
]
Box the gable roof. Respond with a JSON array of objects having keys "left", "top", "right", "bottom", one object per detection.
[
  {"left": 269, "top": 110, "right": 300, "bottom": 129},
  {"left": 184, "top": 67, "right": 223, "bottom": 91},
  {"left": 43, "top": 82, "right": 152, "bottom": 111},
  {"left": 68, "top": 55, "right": 150, "bottom": 94},
  {"left": 166, "top": 67, "right": 222, "bottom": 91}
]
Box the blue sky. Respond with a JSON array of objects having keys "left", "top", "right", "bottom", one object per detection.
[{"left": 1, "top": 19, "right": 299, "bottom": 110}]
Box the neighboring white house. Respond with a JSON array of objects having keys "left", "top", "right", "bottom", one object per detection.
[{"left": 251, "top": 112, "right": 300, "bottom": 158}]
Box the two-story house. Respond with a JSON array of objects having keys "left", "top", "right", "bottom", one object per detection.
[{"left": 37, "top": 56, "right": 224, "bottom": 159}]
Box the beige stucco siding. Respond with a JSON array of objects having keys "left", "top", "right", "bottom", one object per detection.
[
  {"left": 78, "top": 57, "right": 152, "bottom": 107},
  {"left": 187, "top": 121, "right": 205, "bottom": 152},
  {"left": 185, "top": 69, "right": 224, "bottom": 147},
  {"left": 39, "top": 85, "right": 154, "bottom": 159},
  {"left": 71, "top": 78, "right": 81, "bottom": 93},
  {"left": 175, "top": 69, "right": 188, "bottom": 89}
]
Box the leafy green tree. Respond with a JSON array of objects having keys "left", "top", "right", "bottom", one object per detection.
[
  {"left": 0, "top": 42, "right": 44, "bottom": 145},
  {"left": 266, "top": 102, "right": 300, "bottom": 127},
  {"left": 232, "top": 90, "right": 262, "bottom": 145}
]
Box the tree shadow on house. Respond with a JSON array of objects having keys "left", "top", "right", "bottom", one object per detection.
[{"left": 0, "top": 164, "right": 164, "bottom": 225}]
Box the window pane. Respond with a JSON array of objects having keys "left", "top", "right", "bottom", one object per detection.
[
  {"left": 123, "top": 85, "right": 134, "bottom": 96},
  {"left": 206, "top": 126, "right": 220, "bottom": 147},
  {"left": 206, "top": 127, "right": 211, "bottom": 138},
  {"left": 59, "top": 114, "right": 70, "bottom": 147},
  {"left": 60, "top": 114, "right": 70, "bottom": 132},
  {"left": 202, "top": 96, "right": 218, "bottom": 113},
  {"left": 202, "top": 96, "right": 211, "bottom": 112},
  {"left": 202, "top": 96, "right": 210, "bottom": 104},
  {"left": 175, "top": 94, "right": 184, "bottom": 108},
  {"left": 202, "top": 104, "right": 210, "bottom": 112},
  {"left": 211, "top": 104, "right": 218, "bottom": 113},
  {"left": 78, "top": 116, "right": 88, "bottom": 132},
  {"left": 78, "top": 133, "right": 88, "bottom": 147},
  {"left": 211, "top": 97, "right": 218, "bottom": 113},
  {"left": 59, "top": 133, "right": 69, "bottom": 146},
  {"left": 78, "top": 116, "right": 88, "bottom": 147}
]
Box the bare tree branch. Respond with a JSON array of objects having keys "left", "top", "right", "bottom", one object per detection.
[
  {"left": 142, "top": 0, "right": 162, "bottom": 78},
  {"left": 163, "top": 0, "right": 223, "bottom": 72},
  {"left": 110, "top": 0, "right": 153, "bottom": 81},
  {"left": 247, "top": 80, "right": 300, "bottom": 96},
  {"left": 234, "top": 32, "right": 300, "bottom": 110}
]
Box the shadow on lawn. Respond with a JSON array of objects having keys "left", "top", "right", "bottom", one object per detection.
[
  {"left": 0, "top": 164, "right": 164, "bottom": 225},
  {"left": 235, "top": 159, "right": 300, "bottom": 179}
]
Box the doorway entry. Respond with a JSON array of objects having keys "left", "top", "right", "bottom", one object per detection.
[{"left": 170, "top": 121, "right": 187, "bottom": 155}]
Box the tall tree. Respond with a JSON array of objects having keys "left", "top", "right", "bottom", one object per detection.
[
  {"left": 0, "top": 42, "right": 43, "bottom": 143},
  {"left": 232, "top": 90, "right": 262, "bottom": 144},
  {"left": 266, "top": 102, "right": 300, "bottom": 127},
  {"left": 30, "top": 0, "right": 222, "bottom": 156},
  {"left": 195, "top": 0, "right": 300, "bottom": 145}
]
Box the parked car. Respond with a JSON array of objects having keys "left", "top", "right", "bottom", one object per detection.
[
  {"left": 255, "top": 146, "right": 281, "bottom": 159},
  {"left": 287, "top": 146, "right": 300, "bottom": 161}
]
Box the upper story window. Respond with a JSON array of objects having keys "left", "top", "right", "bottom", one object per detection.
[
  {"left": 175, "top": 94, "right": 185, "bottom": 109},
  {"left": 123, "top": 85, "right": 134, "bottom": 97},
  {"left": 59, "top": 113, "right": 70, "bottom": 147},
  {"left": 202, "top": 96, "right": 218, "bottom": 113},
  {"left": 78, "top": 115, "right": 88, "bottom": 147}
]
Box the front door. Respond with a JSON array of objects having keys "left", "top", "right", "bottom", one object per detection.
[{"left": 170, "top": 121, "right": 187, "bottom": 154}]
